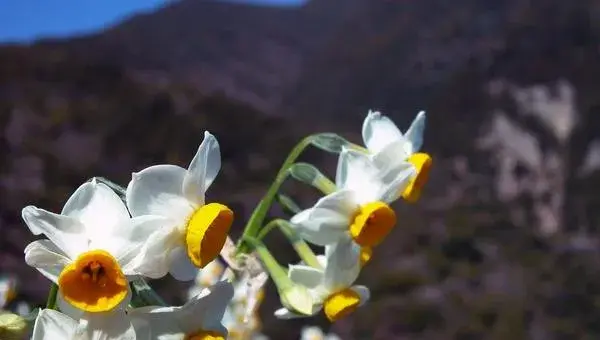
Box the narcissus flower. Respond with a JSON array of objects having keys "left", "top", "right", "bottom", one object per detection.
[
  {"left": 126, "top": 131, "right": 234, "bottom": 281},
  {"left": 22, "top": 180, "right": 166, "bottom": 313},
  {"left": 362, "top": 110, "right": 432, "bottom": 202},
  {"left": 291, "top": 147, "right": 414, "bottom": 248},
  {"left": 31, "top": 308, "right": 141, "bottom": 340},
  {"left": 129, "top": 281, "right": 234, "bottom": 340},
  {"left": 274, "top": 242, "right": 370, "bottom": 322},
  {"left": 188, "top": 258, "right": 268, "bottom": 340}
]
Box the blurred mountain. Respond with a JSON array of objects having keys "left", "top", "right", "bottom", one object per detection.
[{"left": 3, "top": 0, "right": 600, "bottom": 339}]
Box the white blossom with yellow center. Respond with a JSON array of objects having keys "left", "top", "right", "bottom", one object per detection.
[
  {"left": 129, "top": 281, "right": 234, "bottom": 340},
  {"left": 126, "top": 131, "right": 234, "bottom": 281},
  {"left": 301, "top": 326, "right": 341, "bottom": 340},
  {"left": 362, "top": 110, "right": 432, "bottom": 202},
  {"left": 22, "top": 180, "right": 166, "bottom": 314},
  {"left": 291, "top": 147, "right": 415, "bottom": 249},
  {"left": 274, "top": 241, "right": 370, "bottom": 322},
  {"left": 31, "top": 308, "right": 144, "bottom": 340}
]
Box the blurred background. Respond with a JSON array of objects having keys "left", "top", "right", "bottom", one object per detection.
[{"left": 2, "top": 0, "right": 600, "bottom": 339}]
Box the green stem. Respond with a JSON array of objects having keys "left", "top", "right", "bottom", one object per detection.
[
  {"left": 130, "top": 277, "right": 167, "bottom": 307},
  {"left": 242, "top": 236, "right": 291, "bottom": 290},
  {"left": 257, "top": 219, "right": 321, "bottom": 269},
  {"left": 238, "top": 136, "right": 315, "bottom": 253},
  {"left": 45, "top": 284, "right": 58, "bottom": 310}
]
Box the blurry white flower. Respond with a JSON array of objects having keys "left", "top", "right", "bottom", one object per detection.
[
  {"left": 361, "top": 110, "right": 432, "bottom": 202},
  {"left": 22, "top": 180, "right": 166, "bottom": 313},
  {"left": 291, "top": 148, "right": 414, "bottom": 249},
  {"left": 126, "top": 131, "right": 234, "bottom": 281},
  {"left": 274, "top": 242, "right": 370, "bottom": 322},
  {"left": 301, "top": 326, "right": 342, "bottom": 340},
  {"left": 130, "top": 281, "right": 234, "bottom": 339}
]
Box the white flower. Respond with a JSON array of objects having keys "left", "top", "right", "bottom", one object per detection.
[
  {"left": 362, "top": 110, "right": 432, "bottom": 202},
  {"left": 291, "top": 147, "right": 415, "bottom": 249},
  {"left": 126, "top": 131, "right": 234, "bottom": 281},
  {"left": 301, "top": 326, "right": 342, "bottom": 340},
  {"left": 22, "top": 180, "right": 166, "bottom": 313},
  {"left": 274, "top": 242, "right": 370, "bottom": 322},
  {"left": 31, "top": 308, "right": 142, "bottom": 340},
  {"left": 188, "top": 258, "right": 268, "bottom": 340},
  {"left": 129, "top": 281, "right": 234, "bottom": 340}
]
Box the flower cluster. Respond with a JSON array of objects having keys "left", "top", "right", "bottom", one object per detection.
[{"left": 15, "top": 110, "right": 430, "bottom": 339}]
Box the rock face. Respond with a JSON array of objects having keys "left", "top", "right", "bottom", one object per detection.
[{"left": 3, "top": 0, "right": 600, "bottom": 338}]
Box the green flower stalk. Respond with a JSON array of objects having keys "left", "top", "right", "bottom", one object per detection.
[{"left": 242, "top": 236, "right": 313, "bottom": 315}]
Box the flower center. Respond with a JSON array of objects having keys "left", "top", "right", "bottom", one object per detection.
[
  {"left": 349, "top": 201, "right": 396, "bottom": 247},
  {"left": 185, "top": 330, "right": 225, "bottom": 340},
  {"left": 185, "top": 203, "right": 234, "bottom": 268},
  {"left": 323, "top": 288, "right": 361, "bottom": 322},
  {"left": 58, "top": 250, "right": 128, "bottom": 313},
  {"left": 360, "top": 246, "right": 373, "bottom": 267},
  {"left": 401, "top": 152, "right": 432, "bottom": 203}
]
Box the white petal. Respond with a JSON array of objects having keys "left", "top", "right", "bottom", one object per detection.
[
  {"left": 62, "top": 181, "right": 130, "bottom": 241},
  {"left": 24, "top": 240, "right": 70, "bottom": 283},
  {"left": 179, "top": 281, "right": 233, "bottom": 333},
  {"left": 127, "top": 306, "right": 182, "bottom": 339},
  {"left": 168, "top": 247, "right": 199, "bottom": 281},
  {"left": 57, "top": 294, "right": 84, "bottom": 321},
  {"left": 372, "top": 141, "right": 411, "bottom": 172},
  {"left": 81, "top": 310, "right": 136, "bottom": 340},
  {"left": 31, "top": 309, "right": 78, "bottom": 340},
  {"left": 288, "top": 265, "right": 324, "bottom": 288},
  {"left": 182, "top": 131, "right": 221, "bottom": 205},
  {"left": 291, "top": 208, "right": 348, "bottom": 246},
  {"left": 312, "top": 190, "right": 358, "bottom": 217},
  {"left": 123, "top": 222, "right": 182, "bottom": 279},
  {"left": 350, "top": 285, "right": 371, "bottom": 306},
  {"left": 335, "top": 149, "right": 383, "bottom": 201},
  {"left": 125, "top": 164, "right": 194, "bottom": 220},
  {"left": 403, "top": 111, "right": 426, "bottom": 154},
  {"left": 22, "top": 206, "right": 87, "bottom": 259},
  {"left": 98, "top": 215, "right": 173, "bottom": 274},
  {"left": 361, "top": 110, "right": 403, "bottom": 154},
  {"left": 274, "top": 307, "right": 311, "bottom": 320},
  {"left": 377, "top": 162, "right": 416, "bottom": 204},
  {"left": 324, "top": 240, "right": 361, "bottom": 291}
]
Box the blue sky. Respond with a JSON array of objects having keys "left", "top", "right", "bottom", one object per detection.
[{"left": 0, "top": 0, "right": 303, "bottom": 43}]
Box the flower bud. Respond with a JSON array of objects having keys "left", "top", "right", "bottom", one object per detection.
[
  {"left": 279, "top": 285, "right": 313, "bottom": 316},
  {"left": 0, "top": 312, "right": 28, "bottom": 340}
]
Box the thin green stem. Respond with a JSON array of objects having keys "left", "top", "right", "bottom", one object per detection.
[
  {"left": 130, "top": 277, "right": 167, "bottom": 307},
  {"left": 242, "top": 236, "right": 291, "bottom": 290},
  {"left": 93, "top": 177, "right": 126, "bottom": 197},
  {"left": 238, "top": 136, "right": 315, "bottom": 253},
  {"left": 257, "top": 219, "right": 321, "bottom": 269},
  {"left": 45, "top": 284, "right": 58, "bottom": 310}
]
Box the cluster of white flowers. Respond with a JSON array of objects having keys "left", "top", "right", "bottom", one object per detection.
[{"left": 10, "top": 110, "right": 429, "bottom": 339}]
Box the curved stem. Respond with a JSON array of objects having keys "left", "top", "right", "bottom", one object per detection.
[
  {"left": 242, "top": 236, "right": 291, "bottom": 290},
  {"left": 45, "top": 284, "right": 58, "bottom": 310},
  {"left": 238, "top": 136, "right": 315, "bottom": 253},
  {"left": 257, "top": 219, "right": 321, "bottom": 269}
]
